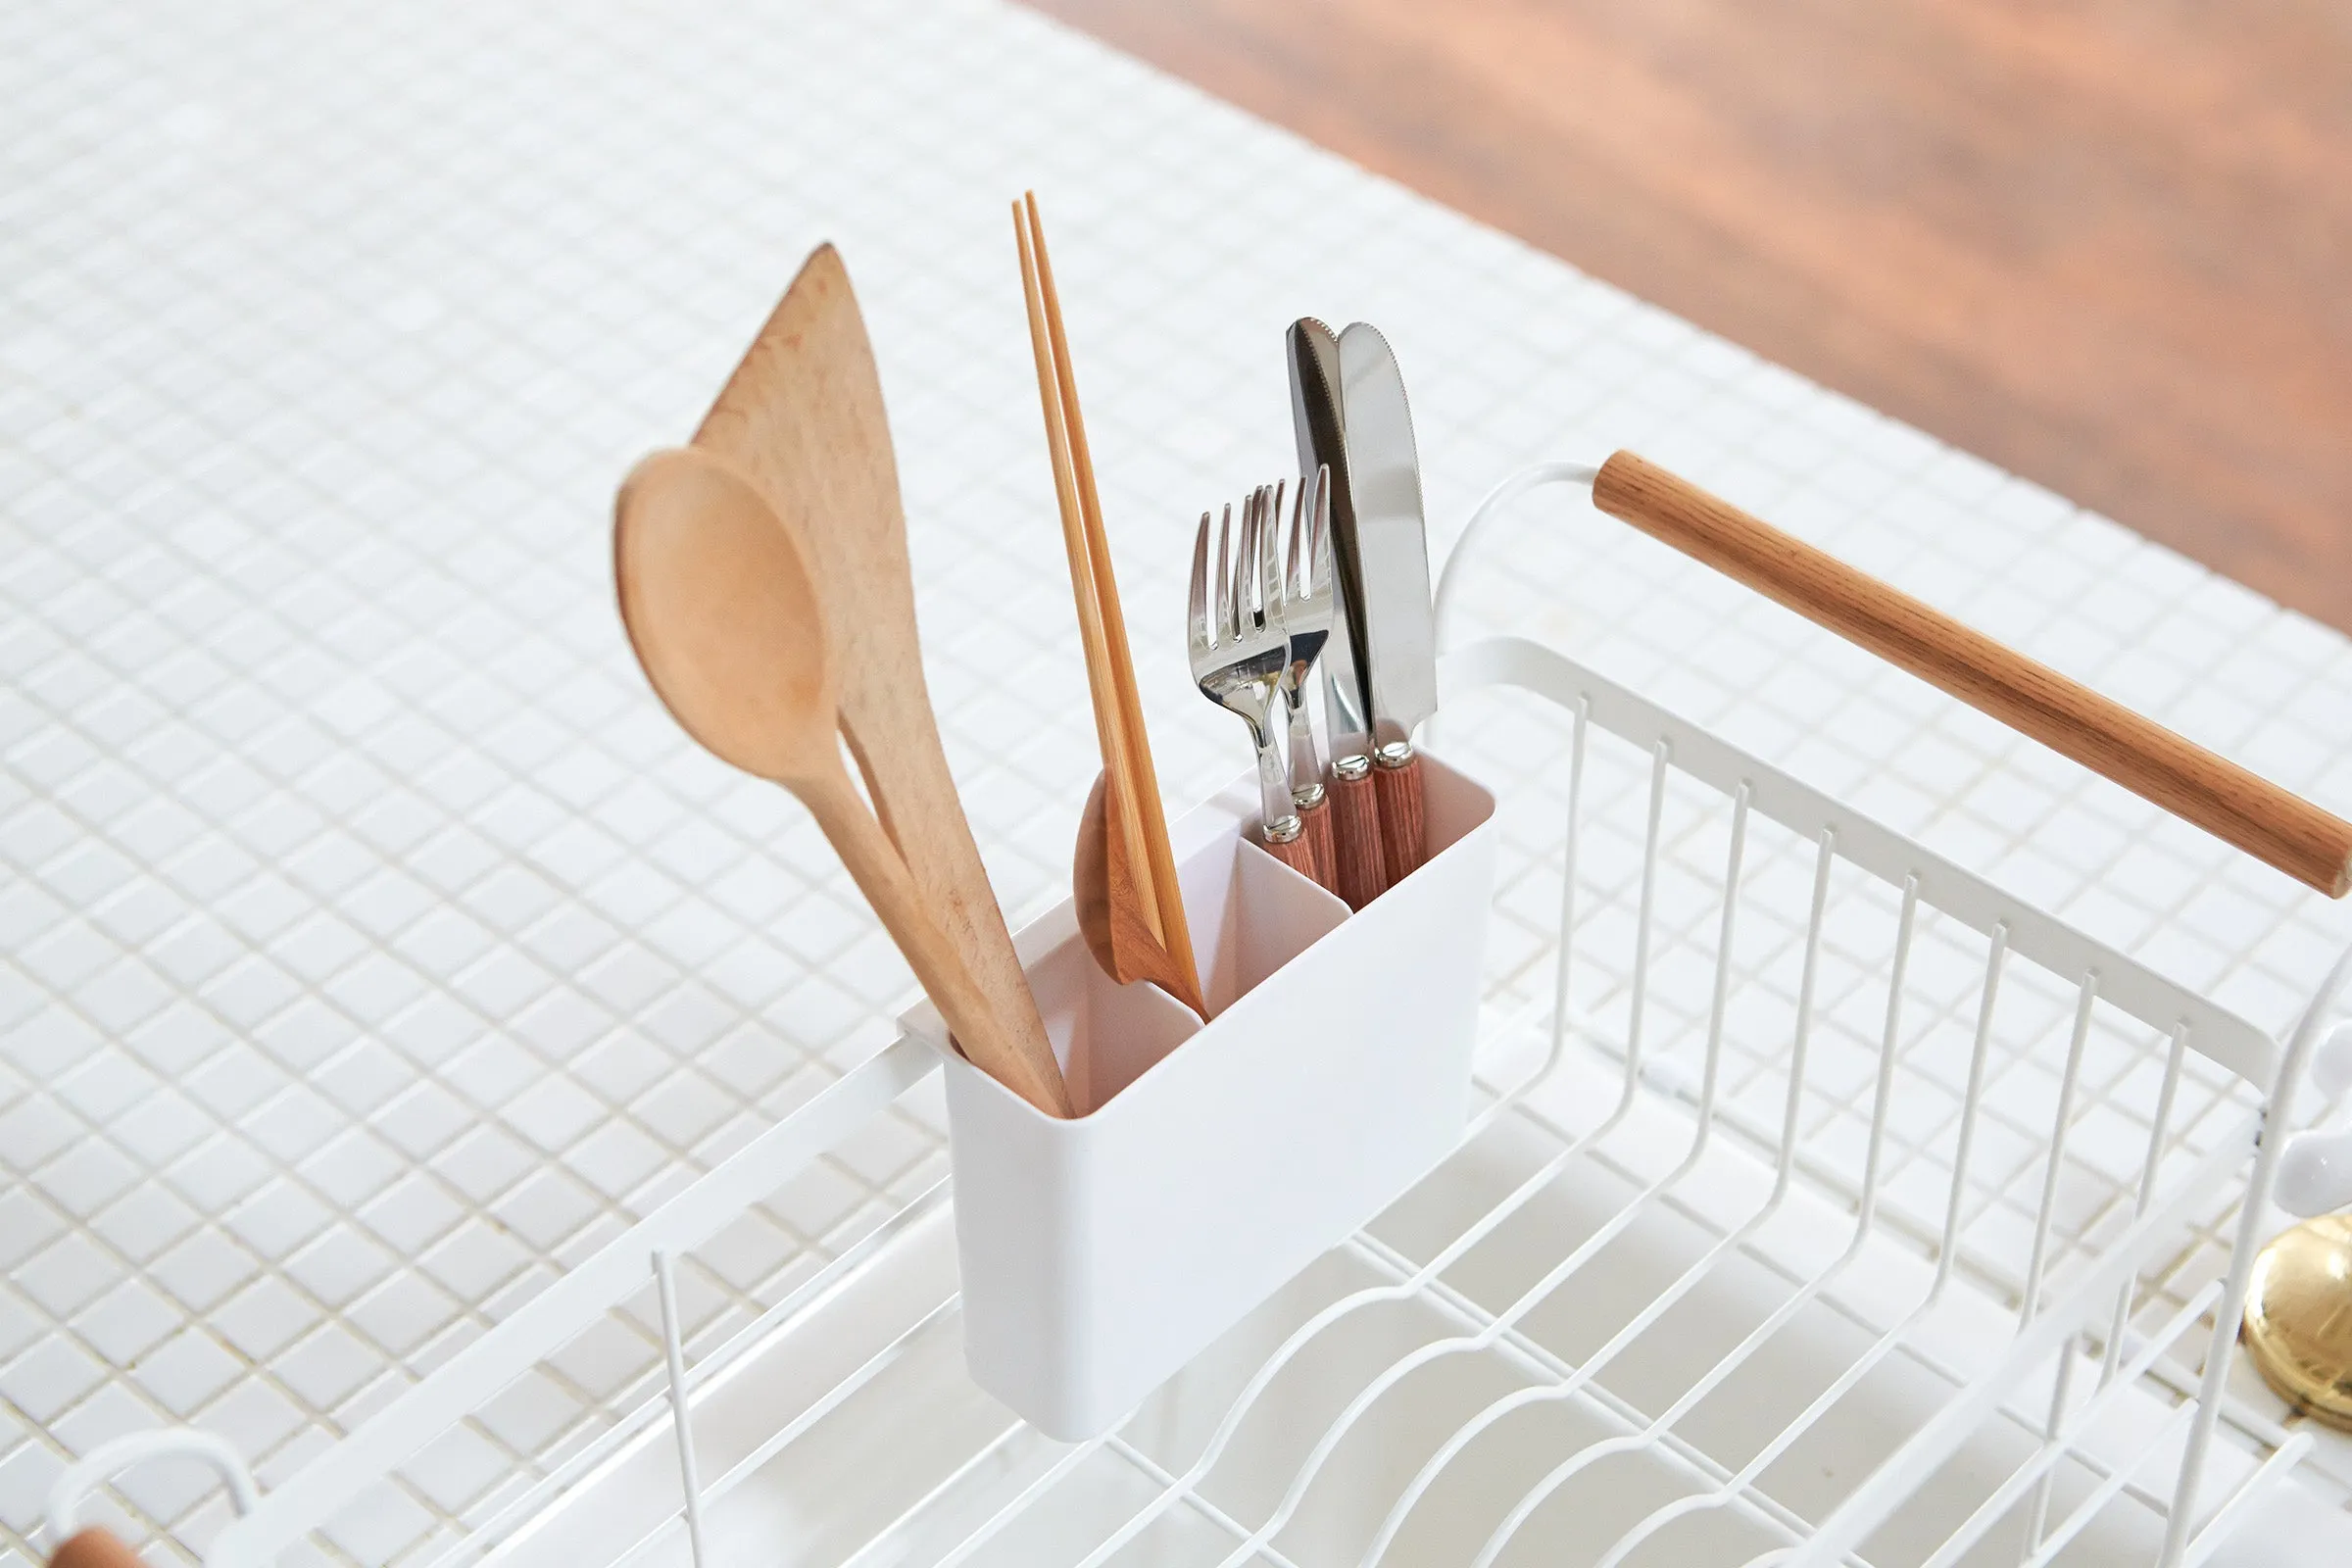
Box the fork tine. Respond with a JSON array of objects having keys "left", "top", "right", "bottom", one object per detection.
[
  {"left": 1189, "top": 511, "right": 1210, "bottom": 652},
  {"left": 1252, "top": 489, "right": 1272, "bottom": 632},
  {"left": 1237, "top": 489, "right": 1259, "bottom": 635},
  {"left": 1215, "top": 501, "right": 1234, "bottom": 646},
  {"left": 1285, "top": 480, "right": 1305, "bottom": 601},
  {"left": 1259, "top": 484, "right": 1283, "bottom": 628},
  {"left": 1268, "top": 480, "right": 1289, "bottom": 608}
]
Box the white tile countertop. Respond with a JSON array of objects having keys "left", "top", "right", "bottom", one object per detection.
[{"left": 6, "top": 0, "right": 2352, "bottom": 1562}]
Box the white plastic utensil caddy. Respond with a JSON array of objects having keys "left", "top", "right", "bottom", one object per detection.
[
  {"left": 908, "top": 756, "right": 1496, "bottom": 1440},
  {"left": 48, "top": 470, "right": 2352, "bottom": 1568}
]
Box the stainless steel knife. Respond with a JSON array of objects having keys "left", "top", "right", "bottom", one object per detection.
[
  {"left": 1336, "top": 321, "right": 1436, "bottom": 884},
  {"left": 1287, "top": 318, "right": 1387, "bottom": 908}
]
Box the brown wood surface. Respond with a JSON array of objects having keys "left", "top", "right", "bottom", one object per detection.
[
  {"left": 1025, "top": 0, "right": 2352, "bottom": 633},
  {"left": 692, "top": 244, "right": 1072, "bottom": 1114},
  {"left": 1594, "top": 450, "right": 2352, "bottom": 896}
]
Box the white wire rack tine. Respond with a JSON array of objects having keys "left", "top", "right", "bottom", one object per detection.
[
  {"left": 1545, "top": 695, "right": 1591, "bottom": 1096},
  {"left": 1936, "top": 922, "right": 2007, "bottom": 1287},
  {"left": 2025, "top": 1338, "right": 2079, "bottom": 1554},
  {"left": 1698, "top": 783, "right": 1753, "bottom": 1123},
  {"left": 651, "top": 1250, "right": 709, "bottom": 1568},
  {"left": 1774, "top": 830, "right": 1836, "bottom": 1204},
  {"left": 2022, "top": 976, "right": 2099, "bottom": 1327},
  {"left": 1856, "top": 876, "right": 1920, "bottom": 1228},
  {"left": 1628, "top": 739, "right": 1671, "bottom": 1073},
  {"left": 2101, "top": 1022, "right": 2189, "bottom": 1390}
]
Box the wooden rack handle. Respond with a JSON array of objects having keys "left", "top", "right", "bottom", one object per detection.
[{"left": 1592, "top": 451, "right": 2352, "bottom": 899}]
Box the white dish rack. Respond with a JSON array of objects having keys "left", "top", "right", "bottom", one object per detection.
[{"left": 45, "top": 555, "right": 2352, "bottom": 1566}]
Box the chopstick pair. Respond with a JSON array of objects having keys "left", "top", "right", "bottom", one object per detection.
[{"left": 1013, "top": 193, "right": 1205, "bottom": 1017}]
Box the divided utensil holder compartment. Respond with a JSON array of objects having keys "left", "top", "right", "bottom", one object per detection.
[{"left": 901, "top": 753, "right": 1498, "bottom": 1439}]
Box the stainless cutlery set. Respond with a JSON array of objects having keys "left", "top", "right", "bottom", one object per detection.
[{"left": 1193, "top": 318, "right": 1440, "bottom": 908}]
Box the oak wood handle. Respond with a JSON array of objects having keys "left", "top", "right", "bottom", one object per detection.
[
  {"left": 1374, "top": 747, "right": 1427, "bottom": 886},
  {"left": 1260, "top": 821, "right": 1318, "bottom": 880},
  {"left": 1296, "top": 793, "right": 1337, "bottom": 896},
  {"left": 1327, "top": 759, "right": 1388, "bottom": 910},
  {"left": 1592, "top": 451, "right": 2352, "bottom": 898},
  {"left": 51, "top": 1528, "right": 144, "bottom": 1568}
]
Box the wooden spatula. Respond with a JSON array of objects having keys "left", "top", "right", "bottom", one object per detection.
[{"left": 693, "top": 245, "right": 1071, "bottom": 1112}]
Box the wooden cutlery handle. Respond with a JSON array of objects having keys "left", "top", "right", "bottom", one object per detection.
[
  {"left": 1592, "top": 451, "right": 2352, "bottom": 898},
  {"left": 1327, "top": 757, "right": 1388, "bottom": 910},
  {"left": 1260, "top": 820, "right": 1318, "bottom": 880},
  {"left": 1296, "top": 792, "right": 1337, "bottom": 895},
  {"left": 1373, "top": 745, "right": 1427, "bottom": 886},
  {"left": 51, "top": 1528, "right": 142, "bottom": 1568}
]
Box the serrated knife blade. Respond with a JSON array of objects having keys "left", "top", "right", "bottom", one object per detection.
[{"left": 1336, "top": 321, "right": 1435, "bottom": 750}]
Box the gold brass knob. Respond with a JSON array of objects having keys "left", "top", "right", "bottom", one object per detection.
[{"left": 2241, "top": 1213, "right": 2352, "bottom": 1429}]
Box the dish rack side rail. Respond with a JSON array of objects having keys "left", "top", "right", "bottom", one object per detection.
[{"left": 48, "top": 639, "right": 2346, "bottom": 1568}]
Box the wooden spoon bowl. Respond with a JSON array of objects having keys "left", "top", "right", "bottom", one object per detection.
[
  {"left": 1074, "top": 769, "right": 1205, "bottom": 1018},
  {"left": 615, "top": 447, "right": 1072, "bottom": 1116}
]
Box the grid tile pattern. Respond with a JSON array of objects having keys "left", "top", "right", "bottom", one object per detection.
[{"left": 6, "top": 0, "right": 2352, "bottom": 1561}]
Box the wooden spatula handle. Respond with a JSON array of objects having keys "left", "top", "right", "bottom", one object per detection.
[
  {"left": 51, "top": 1528, "right": 143, "bottom": 1568},
  {"left": 1327, "top": 756, "right": 1387, "bottom": 910},
  {"left": 1373, "top": 744, "right": 1427, "bottom": 886},
  {"left": 805, "top": 764, "right": 1073, "bottom": 1115},
  {"left": 1592, "top": 451, "right": 2352, "bottom": 898}
]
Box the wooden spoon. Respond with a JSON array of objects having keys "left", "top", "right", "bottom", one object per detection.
[
  {"left": 1073, "top": 770, "right": 1206, "bottom": 1017},
  {"left": 691, "top": 244, "right": 1067, "bottom": 1101},
  {"left": 615, "top": 447, "right": 1072, "bottom": 1116}
]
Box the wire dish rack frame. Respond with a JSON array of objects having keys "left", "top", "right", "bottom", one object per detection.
[{"left": 46, "top": 541, "right": 2352, "bottom": 1566}]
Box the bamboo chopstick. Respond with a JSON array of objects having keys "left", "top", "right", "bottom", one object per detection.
[
  {"left": 1013, "top": 208, "right": 1158, "bottom": 939},
  {"left": 1015, "top": 193, "right": 1202, "bottom": 1002}
]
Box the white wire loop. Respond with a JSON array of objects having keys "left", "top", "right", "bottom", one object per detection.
[{"left": 46, "top": 1429, "right": 259, "bottom": 1545}]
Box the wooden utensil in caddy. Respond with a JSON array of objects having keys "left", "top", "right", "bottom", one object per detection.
[
  {"left": 1014, "top": 193, "right": 1210, "bottom": 1018},
  {"left": 615, "top": 450, "right": 1067, "bottom": 1114},
  {"left": 618, "top": 245, "right": 1073, "bottom": 1116}
]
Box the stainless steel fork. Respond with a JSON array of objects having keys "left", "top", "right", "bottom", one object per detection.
[{"left": 1190, "top": 483, "right": 1309, "bottom": 866}]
